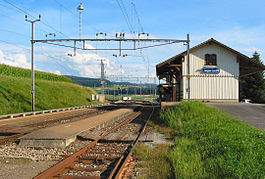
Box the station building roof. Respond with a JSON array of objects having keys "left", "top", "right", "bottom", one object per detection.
[{"left": 156, "top": 38, "right": 265, "bottom": 77}]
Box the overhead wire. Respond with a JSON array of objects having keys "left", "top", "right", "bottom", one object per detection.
[
  {"left": 0, "top": 0, "right": 46, "bottom": 35},
  {"left": 2, "top": 0, "right": 70, "bottom": 38},
  {"left": 120, "top": 0, "right": 134, "bottom": 32},
  {"left": 40, "top": 52, "right": 74, "bottom": 75},
  {"left": 115, "top": 0, "right": 134, "bottom": 33},
  {"left": 59, "top": 3, "right": 62, "bottom": 33},
  {"left": 0, "top": 39, "right": 70, "bottom": 74},
  {"left": 0, "top": 39, "right": 30, "bottom": 51},
  {"left": 1, "top": 0, "right": 106, "bottom": 60},
  {"left": 0, "top": 29, "right": 30, "bottom": 38},
  {"left": 0, "top": 10, "right": 27, "bottom": 27},
  {"left": 131, "top": 1, "right": 144, "bottom": 33}
]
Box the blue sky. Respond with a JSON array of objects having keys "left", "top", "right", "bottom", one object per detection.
[{"left": 0, "top": 0, "right": 264, "bottom": 82}]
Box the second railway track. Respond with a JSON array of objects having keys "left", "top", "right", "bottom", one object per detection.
[
  {"left": 0, "top": 104, "right": 123, "bottom": 145},
  {"left": 34, "top": 103, "right": 154, "bottom": 178}
]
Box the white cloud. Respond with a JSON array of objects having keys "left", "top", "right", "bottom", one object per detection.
[
  {"left": 0, "top": 50, "right": 30, "bottom": 69},
  {"left": 54, "top": 70, "right": 61, "bottom": 75},
  {"left": 65, "top": 51, "right": 115, "bottom": 77},
  {"left": 191, "top": 25, "right": 265, "bottom": 63},
  {"left": 84, "top": 43, "right": 96, "bottom": 50}
]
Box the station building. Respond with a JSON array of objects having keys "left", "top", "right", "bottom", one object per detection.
[{"left": 156, "top": 38, "right": 265, "bottom": 102}]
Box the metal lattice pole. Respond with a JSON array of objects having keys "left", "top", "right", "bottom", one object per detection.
[
  {"left": 77, "top": 3, "right": 84, "bottom": 38},
  {"left": 100, "top": 60, "right": 105, "bottom": 95}
]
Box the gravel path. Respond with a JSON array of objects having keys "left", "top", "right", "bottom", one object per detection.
[{"left": 0, "top": 158, "right": 55, "bottom": 179}]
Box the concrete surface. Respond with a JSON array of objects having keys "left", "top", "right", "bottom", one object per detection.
[
  {"left": 0, "top": 108, "right": 96, "bottom": 133},
  {"left": 208, "top": 103, "right": 265, "bottom": 130},
  {"left": 19, "top": 108, "right": 134, "bottom": 148}
]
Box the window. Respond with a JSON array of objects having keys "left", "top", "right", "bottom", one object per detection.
[
  {"left": 205, "top": 54, "right": 210, "bottom": 65},
  {"left": 205, "top": 54, "right": 217, "bottom": 66}
]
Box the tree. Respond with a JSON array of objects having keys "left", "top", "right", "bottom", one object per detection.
[{"left": 240, "top": 52, "right": 265, "bottom": 103}]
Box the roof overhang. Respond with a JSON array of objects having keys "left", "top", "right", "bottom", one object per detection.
[
  {"left": 239, "top": 57, "right": 265, "bottom": 77},
  {"left": 156, "top": 38, "right": 265, "bottom": 78}
]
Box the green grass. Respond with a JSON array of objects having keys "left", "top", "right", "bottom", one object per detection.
[
  {"left": 148, "top": 109, "right": 175, "bottom": 138},
  {"left": 0, "top": 74, "right": 97, "bottom": 115},
  {"left": 133, "top": 143, "right": 174, "bottom": 179},
  {"left": 160, "top": 101, "right": 265, "bottom": 178},
  {"left": 0, "top": 64, "right": 71, "bottom": 83},
  {"left": 132, "top": 109, "right": 174, "bottom": 179}
]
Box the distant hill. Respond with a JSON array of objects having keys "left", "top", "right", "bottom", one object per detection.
[
  {"left": 65, "top": 75, "right": 157, "bottom": 88},
  {"left": 65, "top": 75, "right": 112, "bottom": 87},
  {"left": 65, "top": 75, "right": 158, "bottom": 95}
]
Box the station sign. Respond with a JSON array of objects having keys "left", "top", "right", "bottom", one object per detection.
[{"left": 202, "top": 68, "right": 220, "bottom": 74}]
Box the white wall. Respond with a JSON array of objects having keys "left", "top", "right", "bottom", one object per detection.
[{"left": 182, "top": 44, "right": 239, "bottom": 101}]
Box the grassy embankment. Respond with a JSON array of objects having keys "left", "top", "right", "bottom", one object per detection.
[
  {"left": 0, "top": 64, "right": 97, "bottom": 115},
  {"left": 133, "top": 102, "right": 265, "bottom": 178}
]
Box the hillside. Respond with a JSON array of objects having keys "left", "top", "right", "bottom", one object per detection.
[
  {"left": 0, "top": 64, "right": 71, "bottom": 83},
  {"left": 0, "top": 65, "right": 97, "bottom": 115}
]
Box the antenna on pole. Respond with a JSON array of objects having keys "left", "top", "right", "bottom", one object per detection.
[{"left": 77, "top": 3, "right": 84, "bottom": 38}]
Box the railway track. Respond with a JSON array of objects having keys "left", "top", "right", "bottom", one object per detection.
[
  {"left": 34, "top": 104, "right": 154, "bottom": 178},
  {"left": 0, "top": 104, "right": 122, "bottom": 145}
]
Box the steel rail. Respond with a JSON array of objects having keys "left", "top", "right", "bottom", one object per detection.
[
  {"left": 112, "top": 104, "right": 155, "bottom": 178},
  {"left": 34, "top": 110, "right": 142, "bottom": 179}
]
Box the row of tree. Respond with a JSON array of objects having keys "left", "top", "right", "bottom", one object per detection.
[{"left": 104, "top": 87, "right": 156, "bottom": 96}]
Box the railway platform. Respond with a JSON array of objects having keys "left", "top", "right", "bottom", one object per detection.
[{"left": 19, "top": 108, "right": 134, "bottom": 148}]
